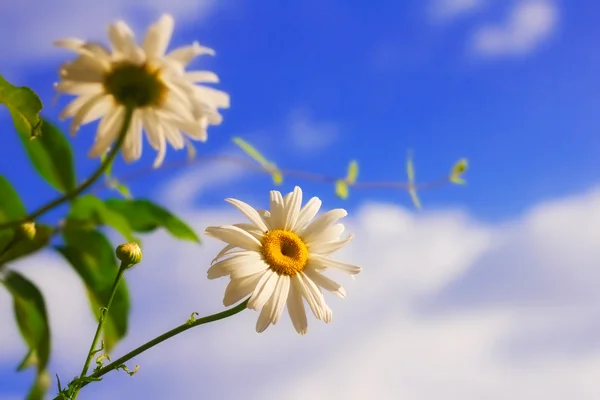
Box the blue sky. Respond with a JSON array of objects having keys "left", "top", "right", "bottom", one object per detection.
[{"left": 1, "top": 0, "right": 600, "bottom": 399}]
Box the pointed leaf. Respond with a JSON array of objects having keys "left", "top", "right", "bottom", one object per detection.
[
  {"left": 0, "top": 224, "right": 53, "bottom": 264},
  {"left": 0, "top": 74, "right": 43, "bottom": 139},
  {"left": 0, "top": 175, "right": 27, "bottom": 255},
  {"left": 335, "top": 180, "right": 349, "bottom": 199},
  {"left": 406, "top": 155, "right": 422, "bottom": 209},
  {"left": 104, "top": 199, "right": 200, "bottom": 242},
  {"left": 19, "top": 119, "right": 76, "bottom": 193},
  {"left": 450, "top": 158, "right": 468, "bottom": 185},
  {"left": 233, "top": 137, "right": 270, "bottom": 166},
  {"left": 55, "top": 228, "right": 130, "bottom": 352},
  {"left": 346, "top": 160, "right": 359, "bottom": 184},
  {"left": 26, "top": 370, "right": 51, "bottom": 400},
  {"left": 67, "top": 195, "right": 137, "bottom": 243},
  {"left": 2, "top": 271, "right": 51, "bottom": 371}
]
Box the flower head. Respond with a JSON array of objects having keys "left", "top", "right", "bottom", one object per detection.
[
  {"left": 55, "top": 13, "right": 229, "bottom": 168},
  {"left": 116, "top": 242, "right": 142, "bottom": 266},
  {"left": 205, "top": 186, "right": 361, "bottom": 335}
]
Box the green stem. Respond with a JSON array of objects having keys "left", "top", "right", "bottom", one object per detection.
[
  {"left": 0, "top": 107, "right": 135, "bottom": 232},
  {"left": 71, "top": 262, "right": 128, "bottom": 400},
  {"left": 64, "top": 299, "right": 249, "bottom": 397}
]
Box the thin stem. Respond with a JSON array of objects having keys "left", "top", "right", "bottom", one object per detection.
[
  {"left": 66, "top": 299, "right": 249, "bottom": 397},
  {"left": 95, "top": 152, "right": 454, "bottom": 196},
  {"left": 71, "top": 263, "right": 128, "bottom": 400},
  {"left": 0, "top": 106, "right": 135, "bottom": 232}
]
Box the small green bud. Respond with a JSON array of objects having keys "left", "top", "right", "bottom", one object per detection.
[
  {"left": 17, "top": 222, "right": 36, "bottom": 241},
  {"left": 115, "top": 243, "right": 142, "bottom": 266}
]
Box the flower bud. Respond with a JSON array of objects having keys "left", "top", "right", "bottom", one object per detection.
[
  {"left": 17, "top": 222, "right": 36, "bottom": 241},
  {"left": 115, "top": 243, "right": 142, "bottom": 266}
]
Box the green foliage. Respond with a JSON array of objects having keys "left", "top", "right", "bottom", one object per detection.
[
  {"left": 335, "top": 160, "right": 359, "bottom": 200},
  {"left": 55, "top": 228, "right": 131, "bottom": 352},
  {"left": 450, "top": 158, "right": 468, "bottom": 184},
  {"left": 0, "top": 74, "right": 43, "bottom": 139},
  {"left": 1, "top": 271, "right": 51, "bottom": 372},
  {"left": 233, "top": 137, "right": 283, "bottom": 185},
  {"left": 19, "top": 119, "right": 76, "bottom": 193},
  {"left": 0, "top": 175, "right": 27, "bottom": 253},
  {"left": 104, "top": 198, "right": 200, "bottom": 242},
  {"left": 0, "top": 224, "right": 54, "bottom": 264},
  {"left": 26, "top": 369, "right": 51, "bottom": 400},
  {"left": 68, "top": 195, "right": 137, "bottom": 243},
  {"left": 406, "top": 154, "right": 422, "bottom": 209}
]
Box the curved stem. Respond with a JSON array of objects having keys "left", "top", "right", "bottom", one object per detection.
[
  {"left": 61, "top": 299, "right": 249, "bottom": 398},
  {"left": 72, "top": 262, "right": 128, "bottom": 400},
  {"left": 0, "top": 107, "right": 134, "bottom": 232}
]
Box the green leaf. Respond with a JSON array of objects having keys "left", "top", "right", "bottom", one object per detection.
[
  {"left": 0, "top": 175, "right": 27, "bottom": 255},
  {"left": 55, "top": 228, "right": 130, "bottom": 352},
  {"left": 104, "top": 199, "right": 200, "bottom": 242},
  {"left": 0, "top": 224, "right": 54, "bottom": 264},
  {"left": 68, "top": 195, "right": 137, "bottom": 243},
  {"left": 233, "top": 137, "right": 283, "bottom": 185},
  {"left": 26, "top": 370, "right": 51, "bottom": 400},
  {"left": 346, "top": 160, "right": 359, "bottom": 184},
  {"left": 406, "top": 154, "right": 422, "bottom": 210},
  {"left": 19, "top": 119, "right": 76, "bottom": 193},
  {"left": 450, "top": 158, "right": 468, "bottom": 185},
  {"left": 335, "top": 180, "right": 349, "bottom": 200},
  {"left": 0, "top": 74, "right": 43, "bottom": 139},
  {"left": 2, "top": 271, "right": 51, "bottom": 371}
]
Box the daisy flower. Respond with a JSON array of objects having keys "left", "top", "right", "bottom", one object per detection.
[
  {"left": 205, "top": 186, "right": 361, "bottom": 335},
  {"left": 54, "top": 13, "right": 229, "bottom": 168}
]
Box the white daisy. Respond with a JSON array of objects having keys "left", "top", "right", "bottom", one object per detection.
[
  {"left": 205, "top": 186, "right": 361, "bottom": 335},
  {"left": 54, "top": 13, "right": 229, "bottom": 168}
]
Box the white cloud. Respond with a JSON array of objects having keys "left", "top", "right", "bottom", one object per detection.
[
  {"left": 2, "top": 183, "right": 600, "bottom": 399},
  {"left": 0, "top": 0, "right": 219, "bottom": 69},
  {"left": 286, "top": 109, "right": 340, "bottom": 153},
  {"left": 471, "top": 0, "right": 558, "bottom": 56},
  {"left": 429, "top": 0, "right": 487, "bottom": 23}
]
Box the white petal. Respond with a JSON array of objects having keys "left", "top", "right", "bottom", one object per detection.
[
  {"left": 166, "top": 41, "right": 215, "bottom": 66},
  {"left": 211, "top": 244, "right": 239, "bottom": 265},
  {"left": 247, "top": 269, "right": 278, "bottom": 311},
  {"left": 304, "top": 268, "right": 346, "bottom": 299},
  {"left": 283, "top": 186, "right": 302, "bottom": 231},
  {"left": 223, "top": 271, "right": 264, "bottom": 307},
  {"left": 142, "top": 109, "right": 167, "bottom": 168},
  {"left": 204, "top": 225, "right": 262, "bottom": 252},
  {"left": 225, "top": 198, "right": 269, "bottom": 232},
  {"left": 297, "top": 272, "right": 328, "bottom": 322},
  {"left": 55, "top": 81, "right": 103, "bottom": 96},
  {"left": 232, "top": 224, "right": 263, "bottom": 241},
  {"left": 69, "top": 92, "right": 109, "bottom": 135},
  {"left": 256, "top": 288, "right": 277, "bottom": 333},
  {"left": 186, "top": 71, "right": 219, "bottom": 83},
  {"left": 301, "top": 209, "right": 348, "bottom": 244},
  {"left": 287, "top": 276, "right": 308, "bottom": 335},
  {"left": 306, "top": 223, "right": 345, "bottom": 247},
  {"left": 270, "top": 275, "right": 290, "bottom": 325},
  {"left": 269, "top": 190, "right": 285, "bottom": 230},
  {"left": 310, "top": 253, "right": 361, "bottom": 276},
  {"left": 193, "top": 86, "right": 230, "bottom": 109},
  {"left": 309, "top": 234, "right": 354, "bottom": 255},
  {"left": 142, "top": 14, "right": 174, "bottom": 58},
  {"left": 207, "top": 251, "right": 264, "bottom": 279},
  {"left": 122, "top": 111, "right": 143, "bottom": 163},
  {"left": 292, "top": 197, "right": 322, "bottom": 232}
]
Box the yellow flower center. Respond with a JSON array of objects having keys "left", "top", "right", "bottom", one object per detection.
[
  {"left": 103, "top": 62, "right": 167, "bottom": 108},
  {"left": 261, "top": 230, "right": 308, "bottom": 276}
]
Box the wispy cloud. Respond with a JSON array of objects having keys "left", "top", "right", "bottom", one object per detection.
[
  {"left": 286, "top": 108, "right": 340, "bottom": 153},
  {"left": 471, "top": 0, "right": 558, "bottom": 56},
  {"left": 2, "top": 185, "right": 600, "bottom": 399},
  {"left": 429, "top": 0, "right": 487, "bottom": 23},
  {"left": 0, "top": 0, "right": 219, "bottom": 69}
]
